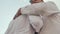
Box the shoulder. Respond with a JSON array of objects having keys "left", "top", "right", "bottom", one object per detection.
[
  {"left": 44, "top": 1, "right": 58, "bottom": 9},
  {"left": 45, "top": 1, "right": 56, "bottom": 5}
]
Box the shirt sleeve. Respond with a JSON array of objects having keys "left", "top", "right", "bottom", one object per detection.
[
  {"left": 21, "top": 1, "right": 59, "bottom": 16},
  {"left": 21, "top": 2, "right": 45, "bottom": 15}
]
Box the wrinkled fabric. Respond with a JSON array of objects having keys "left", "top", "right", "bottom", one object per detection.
[
  {"left": 29, "top": 15, "right": 43, "bottom": 32},
  {"left": 5, "top": 1, "right": 60, "bottom": 34},
  {"left": 39, "top": 12, "right": 60, "bottom": 34},
  {"left": 21, "top": 1, "right": 60, "bottom": 34},
  {"left": 5, "top": 15, "right": 35, "bottom": 34},
  {"left": 21, "top": 1, "right": 59, "bottom": 16},
  {"left": 5, "top": 15, "right": 43, "bottom": 34}
]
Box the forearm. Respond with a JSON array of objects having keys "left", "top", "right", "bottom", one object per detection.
[
  {"left": 21, "top": 1, "right": 59, "bottom": 16},
  {"left": 21, "top": 2, "right": 45, "bottom": 15}
]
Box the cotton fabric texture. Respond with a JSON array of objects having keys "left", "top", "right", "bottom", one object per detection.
[{"left": 5, "top": 1, "right": 60, "bottom": 34}]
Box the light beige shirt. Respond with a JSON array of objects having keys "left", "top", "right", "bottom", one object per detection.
[
  {"left": 21, "top": 1, "right": 60, "bottom": 34},
  {"left": 5, "top": 1, "right": 60, "bottom": 34}
]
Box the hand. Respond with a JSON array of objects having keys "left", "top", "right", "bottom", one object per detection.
[{"left": 13, "top": 8, "right": 22, "bottom": 20}]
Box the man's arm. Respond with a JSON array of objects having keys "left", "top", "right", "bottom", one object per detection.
[
  {"left": 21, "top": 1, "right": 59, "bottom": 16},
  {"left": 13, "top": 8, "right": 22, "bottom": 20},
  {"left": 21, "top": 2, "right": 45, "bottom": 15}
]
